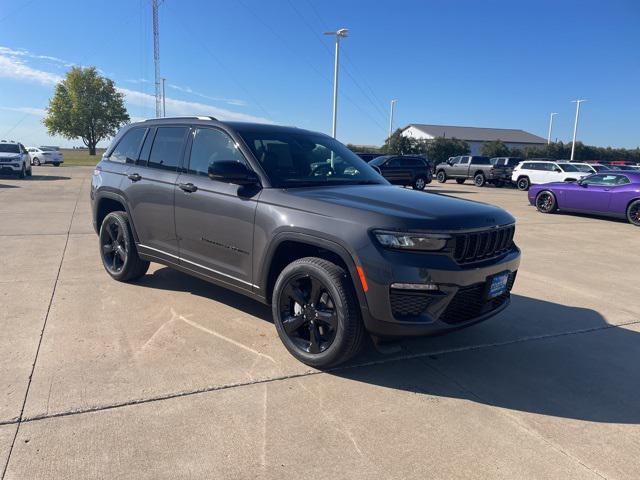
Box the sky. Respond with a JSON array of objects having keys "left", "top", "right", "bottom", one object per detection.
[{"left": 0, "top": 0, "right": 638, "bottom": 149}]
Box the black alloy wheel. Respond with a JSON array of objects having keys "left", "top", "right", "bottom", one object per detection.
[
  {"left": 436, "top": 171, "right": 447, "bottom": 183},
  {"left": 536, "top": 191, "right": 557, "bottom": 214},
  {"left": 272, "top": 257, "right": 364, "bottom": 368},
  {"left": 627, "top": 200, "right": 640, "bottom": 226},
  {"left": 278, "top": 273, "right": 338, "bottom": 355},
  {"left": 99, "top": 211, "right": 149, "bottom": 282},
  {"left": 100, "top": 217, "right": 128, "bottom": 274}
]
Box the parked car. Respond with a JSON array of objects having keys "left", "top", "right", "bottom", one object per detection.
[
  {"left": 529, "top": 172, "right": 640, "bottom": 226},
  {"left": 605, "top": 164, "right": 637, "bottom": 172},
  {"left": 27, "top": 146, "right": 64, "bottom": 166},
  {"left": 435, "top": 155, "right": 497, "bottom": 187},
  {"left": 489, "top": 157, "right": 523, "bottom": 187},
  {"left": 0, "top": 140, "right": 32, "bottom": 178},
  {"left": 511, "top": 160, "right": 590, "bottom": 191},
  {"left": 91, "top": 117, "right": 521, "bottom": 368},
  {"left": 369, "top": 155, "right": 432, "bottom": 190},
  {"left": 355, "top": 152, "right": 382, "bottom": 163}
]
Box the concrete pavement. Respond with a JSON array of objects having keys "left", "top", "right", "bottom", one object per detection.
[{"left": 1, "top": 167, "right": 638, "bottom": 479}]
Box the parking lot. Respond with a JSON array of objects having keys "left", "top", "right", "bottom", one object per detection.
[{"left": 1, "top": 166, "right": 639, "bottom": 479}]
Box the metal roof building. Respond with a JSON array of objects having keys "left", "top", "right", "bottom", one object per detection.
[{"left": 401, "top": 124, "right": 546, "bottom": 155}]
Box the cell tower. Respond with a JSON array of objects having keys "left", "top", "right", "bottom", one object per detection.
[{"left": 152, "top": 0, "right": 162, "bottom": 118}]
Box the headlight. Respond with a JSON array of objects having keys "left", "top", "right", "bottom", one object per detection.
[{"left": 373, "top": 230, "right": 450, "bottom": 251}]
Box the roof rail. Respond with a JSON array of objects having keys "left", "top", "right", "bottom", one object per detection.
[{"left": 143, "top": 116, "right": 218, "bottom": 122}]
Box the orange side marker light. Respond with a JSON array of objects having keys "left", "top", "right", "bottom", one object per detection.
[{"left": 356, "top": 266, "right": 368, "bottom": 292}]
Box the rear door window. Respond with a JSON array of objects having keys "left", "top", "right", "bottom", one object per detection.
[
  {"left": 147, "top": 127, "right": 189, "bottom": 171},
  {"left": 110, "top": 128, "right": 147, "bottom": 164}
]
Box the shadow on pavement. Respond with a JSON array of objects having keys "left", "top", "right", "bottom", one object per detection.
[
  {"left": 27, "top": 175, "right": 72, "bottom": 181},
  {"left": 0, "top": 183, "right": 19, "bottom": 189},
  {"left": 136, "top": 268, "right": 640, "bottom": 424},
  {"left": 427, "top": 189, "right": 477, "bottom": 195}
]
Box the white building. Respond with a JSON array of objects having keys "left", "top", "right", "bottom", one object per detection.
[{"left": 401, "top": 124, "right": 546, "bottom": 155}]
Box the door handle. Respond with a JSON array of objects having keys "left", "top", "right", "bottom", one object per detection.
[
  {"left": 127, "top": 173, "right": 142, "bottom": 182},
  {"left": 178, "top": 182, "right": 198, "bottom": 193}
]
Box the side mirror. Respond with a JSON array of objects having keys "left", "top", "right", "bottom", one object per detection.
[
  {"left": 554, "top": 168, "right": 562, "bottom": 173},
  {"left": 208, "top": 161, "right": 259, "bottom": 186},
  {"left": 371, "top": 165, "right": 382, "bottom": 175}
]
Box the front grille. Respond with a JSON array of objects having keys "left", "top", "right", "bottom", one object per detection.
[
  {"left": 452, "top": 225, "right": 515, "bottom": 264},
  {"left": 440, "top": 272, "right": 517, "bottom": 325},
  {"left": 390, "top": 290, "right": 434, "bottom": 318}
]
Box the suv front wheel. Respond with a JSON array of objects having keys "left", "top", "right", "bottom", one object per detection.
[
  {"left": 436, "top": 171, "right": 447, "bottom": 183},
  {"left": 99, "top": 211, "right": 150, "bottom": 282},
  {"left": 272, "top": 257, "right": 364, "bottom": 368}
]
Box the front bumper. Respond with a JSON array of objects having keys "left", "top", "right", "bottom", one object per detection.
[
  {"left": 358, "top": 245, "right": 521, "bottom": 337},
  {"left": 0, "top": 164, "right": 21, "bottom": 173}
]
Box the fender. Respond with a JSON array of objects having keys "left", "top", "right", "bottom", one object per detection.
[
  {"left": 259, "top": 231, "right": 370, "bottom": 311},
  {"left": 93, "top": 189, "right": 141, "bottom": 243}
]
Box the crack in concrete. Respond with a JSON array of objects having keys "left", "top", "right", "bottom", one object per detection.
[{"left": 1, "top": 175, "right": 86, "bottom": 480}]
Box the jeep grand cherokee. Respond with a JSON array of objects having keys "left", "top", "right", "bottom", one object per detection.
[{"left": 91, "top": 117, "right": 521, "bottom": 368}]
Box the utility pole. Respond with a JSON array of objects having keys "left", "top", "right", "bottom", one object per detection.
[
  {"left": 547, "top": 112, "right": 557, "bottom": 145},
  {"left": 388, "top": 99, "right": 397, "bottom": 140},
  {"left": 161, "top": 77, "right": 166, "bottom": 117},
  {"left": 323, "top": 28, "right": 348, "bottom": 138},
  {"left": 152, "top": 0, "right": 162, "bottom": 118},
  {"left": 570, "top": 99, "right": 586, "bottom": 160}
]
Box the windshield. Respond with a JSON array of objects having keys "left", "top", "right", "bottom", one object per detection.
[
  {"left": 559, "top": 163, "right": 580, "bottom": 172},
  {"left": 237, "top": 129, "right": 387, "bottom": 188},
  {"left": 40, "top": 147, "right": 56, "bottom": 152},
  {"left": 370, "top": 155, "right": 391, "bottom": 166},
  {"left": 573, "top": 164, "right": 594, "bottom": 172},
  {"left": 0, "top": 144, "right": 20, "bottom": 153}
]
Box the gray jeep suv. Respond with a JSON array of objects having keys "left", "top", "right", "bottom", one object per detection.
[{"left": 91, "top": 117, "right": 521, "bottom": 368}]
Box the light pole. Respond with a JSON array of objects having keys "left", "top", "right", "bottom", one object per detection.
[
  {"left": 388, "top": 99, "right": 397, "bottom": 139},
  {"left": 570, "top": 99, "right": 586, "bottom": 160},
  {"left": 161, "top": 77, "right": 166, "bottom": 117},
  {"left": 547, "top": 112, "right": 557, "bottom": 145},
  {"left": 323, "top": 28, "right": 348, "bottom": 138}
]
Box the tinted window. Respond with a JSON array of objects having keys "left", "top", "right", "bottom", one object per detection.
[
  {"left": 471, "top": 156, "right": 491, "bottom": 165},
  {"left": 188, "top": 128, "right": 245, "bottom": 176},
  {"left": 401, "top": 158, "right": 422, "bottom": 167},
  {"left": 558, "top": 163, "right": 580, "bottom": 172},
  {"left": 370, "top": 155, "right": 391, "bottom": 166},
  {"left": 521, "top": 162, "right": 534, "bottom": 170},
  {"left": 506, "top": 158, "right": 522, "bottom": 167},
  {"left": 572, "top": 164, "right": 594, "bottom": 173},
  {"left": 148, "top": 127, "right": 188, "bottom": 171},
  {"left": 110, "top": 128, "right": 147, "bottom": 164},
  {"left": 459, "top": 157, "right": 470, "bottom": 164},
  {"left": 615, "top": 175, "right": 631, "bottom": 185},
  {"left": 387, "top": 158, "right": 402, "bottom": 167}
]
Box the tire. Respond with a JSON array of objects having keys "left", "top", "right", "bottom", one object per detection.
[
  {"left": 436, "top": 171, "right": 447, "bottom": 183},
  {"left": 272, "top": 257, "right": 365, "bottom": 369},
  {"left": 455, "top": 178, "right": 465, "bottom": 184},
  {"left": 26, "top": 164, "right": 32, "bottom": 177},
  {"left": 99, "top": 211, "right": 150, "bottom": 282},
  {"left": 517, "top": 176, "right": 530, "bottom": 191},
  {"left": 53, "top": 162, "right": 60, "bottom": 167},
  {"left": 474, "top": 173, "right": 486, "bottom": 187},
  {"left": 413, "top": 176, "right": 427, "bottom": 191},
  {"left": 33, "top": 158, "right": 41, "bottom": 166},
  {"left": 18, "top": 163, "right": 26, "bottom": 179},
  {"left": 627, "top": 199, "right": 640, "bottom": 226},
  {"left": 535, "top": 190, "right": 558, "bottom": 214}
]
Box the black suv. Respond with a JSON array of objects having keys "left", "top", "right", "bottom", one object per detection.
[
  {"left": 369, "top": 155, "right": 433, "bottom": 190},
  {"left": 91, "top": 117, "right": 520, "bottom": 368}
]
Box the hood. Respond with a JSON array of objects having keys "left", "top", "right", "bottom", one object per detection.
[
  {"left": 0, "top": 152, "right": 21, "bottom": 160},
  {"left": 274, "top": 185, "right": 515, "bottom": 231}
]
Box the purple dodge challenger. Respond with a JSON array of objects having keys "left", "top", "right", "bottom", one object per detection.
[{"left": 528, "top": 172, "right": 640, "bottom": 226}]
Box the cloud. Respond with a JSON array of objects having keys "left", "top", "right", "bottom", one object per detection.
[
  {"left": 0, "top": 46, "right": 70, "bottom": 66},
  {"left": 118, "top": 88, "right": 270, "bottom": 123},
  {"left": 167, "top": 83, "right": 248, "bottom": 107},
  {"left": 0, "top": 106, "right": 47, "bottom": 116},
  {"left": 0, "top": 45, "right": 273, "bottom": 124}
]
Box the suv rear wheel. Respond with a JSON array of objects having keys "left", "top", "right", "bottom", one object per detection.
[
  {"left": 474, "top": 173, "right": 486, "bottom": 187},
  {"left": 413, "top": 176, "right": 427, "bottom": 191},
  {"left": 436, "top": 171, "right": 447, "bottom": 183},
  {"left": 517, "top": 176, "right": 530, "bottom": 191},
  {"left": 272, "top": 257, "right": 364, "bottom": 368},
  {"left": 99, "top": 211, "right": 150, "bottom": 282}
]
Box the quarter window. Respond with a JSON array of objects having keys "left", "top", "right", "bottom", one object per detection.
[
  {"left": 148, "top": 127, "right": 188, "bottom": 171},
  {"left": 188, "top": 128, "right": 245, "bottom": 176},
  {"left": 110, "top": 128, "right": 147, "bottom": 164}
]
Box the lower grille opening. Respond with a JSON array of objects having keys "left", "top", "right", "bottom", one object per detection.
[
  {"left": 440, "top": 272, "right": 517, "bottom": 325},
  {"left": 390, "top": 290, "right": 437, "bottom": 318}
]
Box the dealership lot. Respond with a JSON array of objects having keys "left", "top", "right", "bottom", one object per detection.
[{"left": 1, "top": 167, "right": 639, "bottom": 479}]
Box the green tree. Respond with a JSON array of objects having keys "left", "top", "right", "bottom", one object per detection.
[
  {"left": 425, "top": 137, "right": 470, "bottom": 165},
  {"left": 381, "top": 128, "right": 416, "bottom": 154},
  {"left": 44, "top": 66, "right": 129, "bottom": 155},
  {"left": 481, "top": 140, "right": 510, "bottom": 158}
]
